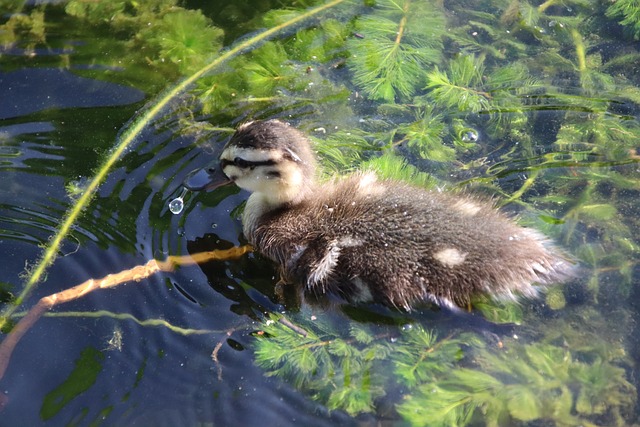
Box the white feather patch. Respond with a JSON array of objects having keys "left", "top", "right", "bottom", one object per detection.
[
  {"left": 308, "top": 243, "right": 341, "bottom": 286},
  {"left": 433, "top": 247, "right": 467, "bottom": 267}
]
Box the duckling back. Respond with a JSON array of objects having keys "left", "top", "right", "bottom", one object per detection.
[{"left": 249, "top": 171, "right": 573, "bottom": 310}]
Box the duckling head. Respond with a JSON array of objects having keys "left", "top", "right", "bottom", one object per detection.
[{"left": 218, "top": 120, "right": 317, "bottom": 208}]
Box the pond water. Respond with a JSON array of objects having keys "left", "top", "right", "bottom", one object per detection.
[{"left": 1, "top": 1, "right": 639, "bottom": 426}]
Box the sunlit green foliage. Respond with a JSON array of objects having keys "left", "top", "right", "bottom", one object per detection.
[
  {"left": 255, "top": 309, "right": 635, "bottom": 426},
  {"left": 395, "top": 105, "right": 452, "bottom": 161},
  {"left": 255, "top": 314, "right": 476, "bottom": 416},
  {"left": 472, "top": 295, "right": 524, "bottom": 324},
  {"left": 361, "top": 152, "right": 439, "bottom": 189},
  {"left": 0, "top": 8, "right": 45, "bottom": 52},
  {"left": 65, "top": 0, "right": 224, "bottom": 75},
  {"left": 346, "top": 0, "right": 445, "bottom": 102},
  {"left": 239, "top": 42, "right": 301, "bottom": 96},
  {"left": 398, "top": 342, "right": 635, "bottom": 427},
  {"left": 285, "top": 18, "right": 351, "bottom": 62},
  {"left": 606, "top": 0, "right": 640, "bottom": 39},
  {"left": 254, "top": 314, "right": 392, "bottom": 415},
  {"left": 142, "top": 9, "right": 224, "bottom": 73}
]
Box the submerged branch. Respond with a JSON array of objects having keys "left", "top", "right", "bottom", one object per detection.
[{"left": 0, "top": 246, "right": 252, "bottom": 391}]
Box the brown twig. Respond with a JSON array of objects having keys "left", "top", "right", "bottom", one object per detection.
[
  {"left": 0, "top": 246, "right": 252, "bottom": 390},
  {"left": 211, "top": 328, "right": 236, "bottom": 381}
]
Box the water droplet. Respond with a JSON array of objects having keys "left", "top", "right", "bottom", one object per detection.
[
  {"left": 176, "top": 227, "right": 185, "bottom": 236},
  {"left": 390, "top": 337, "right": 398, "bottom": 343},
  {"left": 169, "top": 198, "right": 184, "bottom": 214},
  {"left": 401, "top": 324, "right": 413, "bottom": 331},
  {"left": 169, "top": 187, "right": 189, "bottom": 215}
]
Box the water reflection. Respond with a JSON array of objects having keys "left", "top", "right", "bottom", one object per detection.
[{"left": 0, "top": 68, "right": 145, "bottom": 120}]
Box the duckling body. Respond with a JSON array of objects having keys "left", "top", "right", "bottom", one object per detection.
[{"left": 206, "top": 120, "right": 572, "bottom": 310}]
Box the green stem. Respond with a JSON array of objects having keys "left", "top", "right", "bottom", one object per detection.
[
  {"left": 0, "top": 0, "right": 350, "bottom": 330},
  {"left": 571, "top": 28, "right": 586, "bottom": 73},
  {"left": 537, "top": 0, "right": 557, "bottom": 13},
  {"left": 35, "top": 310, "right": 218, "bottom": 335},
  {"left": 503, "top": 169, "right": 539, "bottom": 205}
]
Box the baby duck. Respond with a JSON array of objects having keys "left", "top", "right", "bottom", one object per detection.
[{"left": 189, "top": 119, "right": 573, "bottom": 311}]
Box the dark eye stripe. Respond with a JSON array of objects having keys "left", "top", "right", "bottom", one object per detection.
[{"left": 221, "top": 157, "right": 277, "bottom": 169}]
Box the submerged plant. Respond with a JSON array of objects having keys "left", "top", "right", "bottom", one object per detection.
[
  {"left": 254, "top": 313, "right": 473, "bottom": 416},
  {"left": 606, "top": 0, "right": 640, "bottom": 40},
  {"left": 398, "top": 343, "right": 635, "bottom": 427},
  {"left": 254, "top": 308, "right": 636, "bottom": 426},
  {"left": 254, "top": 313, "right": 391, "bottom": 415},
  {"left": 346, "top": 0, "right": 445, "bottom": 102}
]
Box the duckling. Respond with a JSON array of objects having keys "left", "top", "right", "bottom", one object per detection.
[{"left": 188, "top": 119, "right": 573, "bottom": 311}]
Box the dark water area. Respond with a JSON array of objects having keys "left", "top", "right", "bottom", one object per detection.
[{"left": 1, "top": 1, "right": 639, "bottom": 426}]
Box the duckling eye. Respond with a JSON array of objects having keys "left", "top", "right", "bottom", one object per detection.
[{"left": 233, "top": 157, "right": 251, "bottom": 169}]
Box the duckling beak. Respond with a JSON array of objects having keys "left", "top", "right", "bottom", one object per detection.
[{"left": 183, "top": 164, "right": 231, "bottom": 192}]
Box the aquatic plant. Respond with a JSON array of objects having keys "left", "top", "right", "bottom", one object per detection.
[
  {"left": 346, "top": 0, "right": 445, "bottom": 102},
  {"left": 254, "top": 310, "right": 635, "bottom": 426},
  {"left": 254, "top": 313, "right": 472, "bottom": 416},
  {"left": 606, "top": 0, "right": 640, "bottom": 39},
  {"left": 398, "top": 343, "right": 635, "bottom": 427}
]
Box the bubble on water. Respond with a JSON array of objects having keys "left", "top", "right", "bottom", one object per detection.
[{"left": 461, "top": 130, "right": 479, "bottom": 142}]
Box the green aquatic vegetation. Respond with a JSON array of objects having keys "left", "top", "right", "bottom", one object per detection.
[
  {"left": 445, "top": 11, "right": 528, "bottom": 60},
  {"left": 254, "top": 313, "right": 474, "bottom": 416},
  {"left": 254, "top": 314, "right": 391, "bottom": 415},
  {"left": 40, "top": 347, "right": 104, "bottom": 420},
  {"left": 395, "top": 106, "right": 452, "bottom": 161},
  {"left": 254, "top": 310, "right": 635, "bottom": 426},
  {"left": 313, "top": 129, "right": 379, "bottom": 173},
  {"left": 544, "top": 285, "right": 567, "bottom": 310},
  {"left": 472, "top": 295, "right": 524, "bottom": 324},
  {"left": 360, "top": 152, "right": 439, "bottom": 189},
  {"left": 142, "top": 9, "right": 224, "bottom": 74},
  {"left": 0, "top": 8, "right": 46, "bottom": 52},
  {"left": 555, "top": 111, "right": 640, "bottom": 161},
  {"left": 391, "top": 326, "right": 472, "bottom": 388},
  {"left": 606, "top": 0, "right": 640, "bottom": 39},
  {"left": 531, "top": 166, "right": 639, "bottom": 299},
  {"left": 425, "top": 55, "right": 492, "bottom": 115},
  {"left": 65, "top": 0, "right": 226, "bottom": 76},
  {"left": 239, "top": 42, "right": 302, "bottom": 97},
  {"left": 346, "top": 0, "right": 445, "bottom": 102},
  {"left": 420, "top": 55, "right": 539, "bottom": 147},
  {"left": 283, "top": 18, "right": 351, "bottom": 63},
  {"left": 397, "top": 342, "right": 635, "bottom": 427}
]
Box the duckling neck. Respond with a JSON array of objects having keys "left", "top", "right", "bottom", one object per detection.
[{"left": 242, "top": 184, "right": 315, "bottom": 239}]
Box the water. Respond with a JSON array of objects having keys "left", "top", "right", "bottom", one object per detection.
[{"left": 1, "top": 1, "right": 639, "bottom": 426}]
